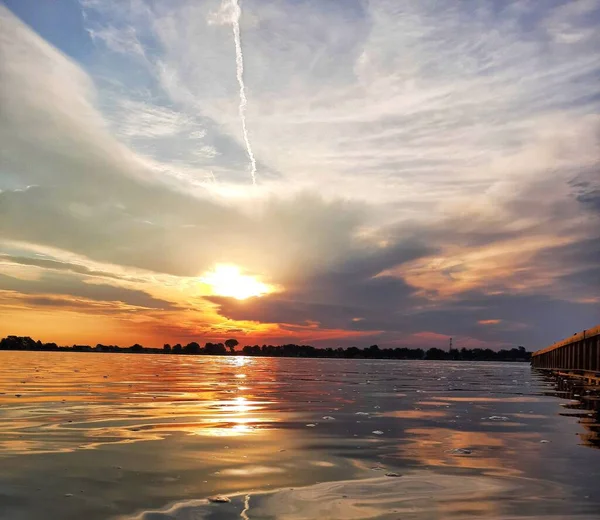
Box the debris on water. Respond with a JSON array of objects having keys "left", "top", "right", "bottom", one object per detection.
[
  {"left": 371, "top": 466, "right": 384, "bottom": 471},
  {"left": 372, "top": 430, "right": 384, "bottom": 435},
  {"left": 449, "top": 448, "right": 472, "bottom": 455},
  {"left": 306, "top": 423, "right": 316, "bottom": 427},
  {"left": 208, "top": 495, "right": 230, "bottom": 503},
  {"left": 322, "top": 416, "right": 335, "bottom": 420},
  {"left": 15, "top": 394, "right": 22, "bottom": 397},
  {"left": 64, "top": 493, "right": 73, "bottom": 498},
  {"left": 540, "top": 440, "right": 550, "bottom": 443},
  {"left": 355, "top": 412, "right": 369, "bottom": 416},
  {"left": 486, "top": 416, "right": 509, "bottom": 421},
  {"left": 385, "top": 472, "right": 402, "bottom": 477}
]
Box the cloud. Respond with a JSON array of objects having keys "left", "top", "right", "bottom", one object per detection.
[
  {"left": 478, "top": 320, "right": 501, "bottom": 325},
  {"left": 0, "top": 291, "right": 151, "bottom": 315},
  {"left": 118, "top": 0, "right": 600, "bottom": 200},
  {"left": 0, "top": 8, "right": 374, "bottom": 281},
  {"left": 87, "top": 25, "right": 146, "bottom": 58},
  {"left": 1, "top": 1, "right": 599, "bottom": 347},
  {"left": 206, "top": 235, "right": 600, "bottom": 349},
  {"left": 0, "top": 271, "right": 175, "bottom": 310},
  {"left": 0, "top": 254, "right": 145, "bottom": 283},
  {"left": 112, "top": 99, "right": 196, "bottom": 138}
]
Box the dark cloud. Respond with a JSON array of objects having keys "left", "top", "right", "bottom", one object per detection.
[
  {"left": 577, "top": 189, "right": 600, "bottom": 213},
  {"left": 206, "top": 220, "right": 600, "bottom": 349},
  {"left": 210, "top": 286, "right": 600, "bottom": 350},
  {"left": 571, "top": 172, "right": 600, "bottom": 215},
  {"left": 0, "top": 254, "right": 144, "bottom": 282},
  {"left": 0, "top": 272, "right": 175, "bottom": 310},
  {"left": 3, "top": 294, "right": 144, "bottom": 315},
  {"left": 530, "top": 236, "right": 600, "bottom": 300},
  {"left": 207, "top": 295, "right": 364, "bottom": 329},
  {"left": 207, "top": 237, "right": 431, "bottom": 332}
]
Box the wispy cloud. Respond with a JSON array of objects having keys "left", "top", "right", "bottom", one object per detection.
[{"left": 87, "top": 25, "right": 146, "bottom": 58}]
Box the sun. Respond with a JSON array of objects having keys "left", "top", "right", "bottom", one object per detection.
[{"left": 200, "top": 264, "right": 272, "bottom": 300}]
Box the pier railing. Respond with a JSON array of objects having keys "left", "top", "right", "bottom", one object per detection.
[{"left": 531, "top": 325, "right": 600, "bottom": 372}]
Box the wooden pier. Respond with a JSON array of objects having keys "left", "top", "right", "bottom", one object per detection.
[{"left": 531, "top": 325, "right": 600, "bottom": 385}]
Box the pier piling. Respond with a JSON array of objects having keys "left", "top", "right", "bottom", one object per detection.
[{"left": 531, "top": 325, "right": 600, "bottom": 384}]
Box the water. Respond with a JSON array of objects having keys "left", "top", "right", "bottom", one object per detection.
[{"left": 0, "top": 352, "right": 599, "bottom": 520}]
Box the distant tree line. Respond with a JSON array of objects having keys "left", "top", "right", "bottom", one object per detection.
[{"left": 0, "top": 335, "right": 531, "bottom": 362}]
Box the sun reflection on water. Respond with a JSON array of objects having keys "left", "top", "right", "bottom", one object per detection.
[
  {"left": 0, "top": 352, "right": 279, "bottom": 452},
  {"left": 197, "top": 396, "right": 271, "bottom": 437}
]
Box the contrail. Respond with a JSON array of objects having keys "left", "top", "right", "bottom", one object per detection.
[{"left": 230, "top": 0, "right": 257, "bottom": 185}]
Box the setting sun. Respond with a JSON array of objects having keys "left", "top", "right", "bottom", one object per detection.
[{"left": 200, "top": 264, "right": 272, "bottom": 300}]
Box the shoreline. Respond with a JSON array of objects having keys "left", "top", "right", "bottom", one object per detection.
[{"left": 0, "top": 335, "right": 532, "bottom": 362}]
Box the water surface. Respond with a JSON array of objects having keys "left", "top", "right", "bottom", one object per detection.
[{"left": 1, "top": 352, "right": 599, "bottom": 519}]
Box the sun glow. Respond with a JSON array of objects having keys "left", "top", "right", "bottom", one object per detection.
[{"left": 201, "top": 264, "right": 272, "bottom": 300}]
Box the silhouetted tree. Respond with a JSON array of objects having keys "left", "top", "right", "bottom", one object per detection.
[
  {"left": 426, "top": 348, "right": 446, "bottom": 360},
  {"left": 184, "top": 342, "right": 201, "bottom": 355},
  {"left": 0, "top": 335, "right": 533, "bottom": 362},
  {"left": 205, "top": 342, "right": 227, "bottom": 355},
  {"left": 365, "top": 345, "right": 380, "bottom": 358},
  {"left": 225, "top": 338, "right": 239, "bottom": 353},
  {"left": 345, "top": 346, "right": 360, "bottom": 358}
]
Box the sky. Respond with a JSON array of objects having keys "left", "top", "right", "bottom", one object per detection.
[{"left": 0, "top": 0, "right": 598, "bottom": 350}]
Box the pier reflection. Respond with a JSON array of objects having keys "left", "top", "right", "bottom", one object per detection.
[{"left": 541, "top": 372, "right": 600, "bottom": 449}]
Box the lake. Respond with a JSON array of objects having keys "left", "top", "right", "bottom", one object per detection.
[{"left": 0, "top": 352, "right": 599, "bottom": 519}]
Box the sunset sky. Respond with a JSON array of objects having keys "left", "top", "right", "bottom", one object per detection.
[{"left": 0, "top": 0, "right": 598, "bottom": 350}]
